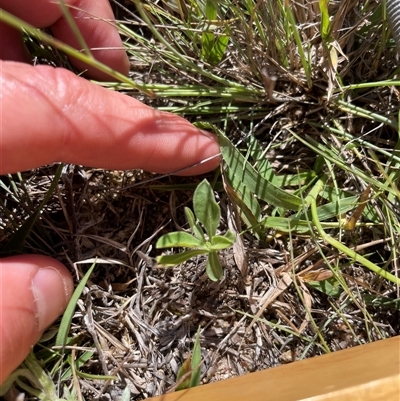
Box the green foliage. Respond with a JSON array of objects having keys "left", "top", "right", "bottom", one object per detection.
[
  {"left": 200, "top": 0, "right": 230, "bottom": 64},
  {"left": 56, "top": 262, "right": 97, "bottom": 347},
  {"left": 361, "top": 295, "right": 400, "bottom": 311},
  {"left": 284, "top": 0, "right": 312, "bottom": 88},
  {"left": 319, "top": 0, "right": 331, "bottom": 41},
  {"left": 0, "top": 353, "right": 58, "bottom": 400},
  {"left": 119, "top": 387, "right": 131, "bottom": 401},
  {"left": 156, "top": 179, "right": 235, "bottom": 281},
  {"left": 0, "top": 8, "right": 152, "bottom": 95},
  {"left": 218, "top": 126, "right": 303, "bottom": 211},
  {"left": 2, "top": 0, "right": 400, "bottom": 394},
  {"left": 306, "top": 277, "right": 343, "bottom": 298},
  {"left": 176, "top": 327, "right": 202, "bottom": 391}
]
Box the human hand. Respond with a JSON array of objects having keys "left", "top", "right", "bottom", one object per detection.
[{"left": 0, "top": 0, "right": 220, "bottom": 384}]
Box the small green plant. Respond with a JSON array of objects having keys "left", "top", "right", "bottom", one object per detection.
[
  {"left": 199, "top": 0, "right": 230, "bottom": 65},
  {"left": 156, "top": 179, "right": 235, "bottom": 281},
  {"left": 175, "top": 327, "right": 202, "bottom": 391}
]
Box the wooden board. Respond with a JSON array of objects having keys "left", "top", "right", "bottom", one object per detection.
[{"left": 147, "top": 336, "right": 400, "bottom": 401}]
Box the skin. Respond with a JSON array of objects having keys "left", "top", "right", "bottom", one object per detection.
[{"left": 0, "top": 0, "right": 220, "bottom": 383}]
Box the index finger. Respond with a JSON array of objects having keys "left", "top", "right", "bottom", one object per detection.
[{"left": 0, "top": 61, "right": 220, "bottom": 176}]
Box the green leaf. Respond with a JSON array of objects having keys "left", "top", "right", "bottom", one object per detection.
[
  {"left": 263, "top": 216, "right": 311, "bottom": 233},
  {"left": 285, "top": 1, "right": 312, "bottom": 88},
  {"left": 206, "top": 251, "right": 223, "bottom": 281},
  {"left": 56, "top": 261, "right": 96, "bottom": 347},
  {"left": 185, "top": 207, "right": 206, "bottom": 241},
  {"left": 201, "top": 29, "right": 229, "bottom": 65},
  {"left": 0, "top": 369, "right": 40, "bottom": 396},
  {"left": 157, "top": 249, "right": 207, "bottom": 266},
  {"left": 61, "top": 351, "right": 94, "bottom": 381},
  {"left": 217, "top": 128, "right": 302, "bottom": 210},
  {"left": 361, "top": 295, "right": 400, "bottom": 310},
  {"left": 185, "top": 207, "right": 196, "bottom": 231},
  {"left": 297, "top": 195, "right": 359, "bottom": 220},
  {"left": 319, "top": 0, "right": 331, "bottom": 41},
  {"left": 210, "top": 233, "right": 235, "bottom": 250},
  {"left": 205, "top": 0, "right": 217, "bottom": 20},
  {"left": 261, "top": 188, "right": 378, "bottom": 234},
  {"left": 307, "top": 277, "right": 343, "bottom": 298},
  {"left": 22, "top": 352, "right": 58, "bottom": 400},
  {"left": 311, "top": 199, "right": 400, "bottom": 285},
  {"left": 156, "top": 231, "right": 204, "bottom": 248},
  {"left": 176, "top": 356, "right": 192, "bottom": 391},
  {"left": 175, "top": 326, "right": 202, "bottom": 391},
  {"left": 193, "top": 179, "right": 220, "bottom": 239},
  {"left": 223, "top": 230, "right": 236, "bottom": 243},
  {"left": 200, "top": 1, "right": 229, "bottom": 65},
  {"left": 246, "top": 135, "right": 278, "bottom": 184},
  {"left": 223, "top": 174, "right": 264, "bottom": 239},
  {"left": 120, "top": 387, "right": 131, "bottom": 401},
  {"left": 190, "top": 327, "right": 202, "bottom": 388}
]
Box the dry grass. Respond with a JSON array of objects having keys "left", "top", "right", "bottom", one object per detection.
[{"left": 1, "top": 0, "right": 400, "bottom": 400}]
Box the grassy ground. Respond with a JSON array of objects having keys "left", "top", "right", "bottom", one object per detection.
[{"left": 1, "top": 0, "right": 400, "bottom": 399}]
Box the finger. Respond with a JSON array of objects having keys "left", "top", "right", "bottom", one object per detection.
[
  {"left": 0, "top": 22, "right": 28, "bottom": 62},
  {"left": 0, "top": 0, "right": 76, "bottom": 28},
  {"left": 0, "top": 255, "right": 74, "bottom": 384},
  {"left": 0, "top": 0, "right": 129, "bottom": 78},
  {"left": 1, "top": 61, "right": 220, "bottom": 176},
  {"left": 50, "top": 0, "right": 130, "bottom": 79}
]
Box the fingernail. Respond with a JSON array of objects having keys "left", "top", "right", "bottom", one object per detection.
[{"left": 31, "top": 267, "right": 72, "bottom": 332}]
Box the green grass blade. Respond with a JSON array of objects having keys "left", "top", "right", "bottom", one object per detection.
[
  {"left": 222, "top": 174, "right": 264, "bottom": 239},
  {"left": 0, "top": 8, "right": 153, "bottom": 95},
  {"left": 61, "top": 351, "right": 94, "bottom": 381},
  {"left": 290, "top": 130, "right": 398, "bottom": 196},
  {"left": 189, "top": 327, "right": 202, "bottom": 388},
  {"left": 205, "top": 0, "right": 218, "bottom": 20},
  {"left": 55, "top": 262, "right": 97, "bottom": 347},
  {"left": 336, "top": 100, "right": 397, "bottom": 129},
  {"left": 311, "top": 200, "right": 400, "bottom": 285},
  {"left": 0, "top": 370, "right": 38, "bottom": 396},
  {"left": 319, "top": 0, "right": 331, "bottom": 41},
  {"left": 284, "top": 0, "right": 312, "bottom": 88},
  {"left": 176, "top": 357, "right": 191, "bottom": 391},
  {"left": 59, "top": 0, "right": 92, "bottom": 57},
  {"left": 298, "top": 195, "right": 359, "bottom": 221},
  {"left": 246, "top": 135, "right": 278, "bottom": 184},
  {"left": 361, "top": 294, "right": 400, "bottom": 311}
]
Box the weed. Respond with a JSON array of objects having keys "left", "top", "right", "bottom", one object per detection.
[{"left": 156, "top": 179, "right": 235, "bottom": 281}]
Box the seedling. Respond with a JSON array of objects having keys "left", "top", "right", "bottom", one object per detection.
[
  {"left": 156, "top": 179, "right": 236, "bottom": 281},
  {"left": 175, "top": 327, "right": 202, "bottom": 391}
]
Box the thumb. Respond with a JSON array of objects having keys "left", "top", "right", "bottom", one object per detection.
[{"left": 0, "top": 255, "right": 74, "bottom": 384}]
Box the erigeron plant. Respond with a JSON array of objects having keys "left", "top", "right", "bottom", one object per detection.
[{"left": 156, "top": 179, "right": 235, "bottom": 281}]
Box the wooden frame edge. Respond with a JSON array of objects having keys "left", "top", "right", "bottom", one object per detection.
[{"left": 147, "top": 336, "right": 400, "bottom": 401}]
